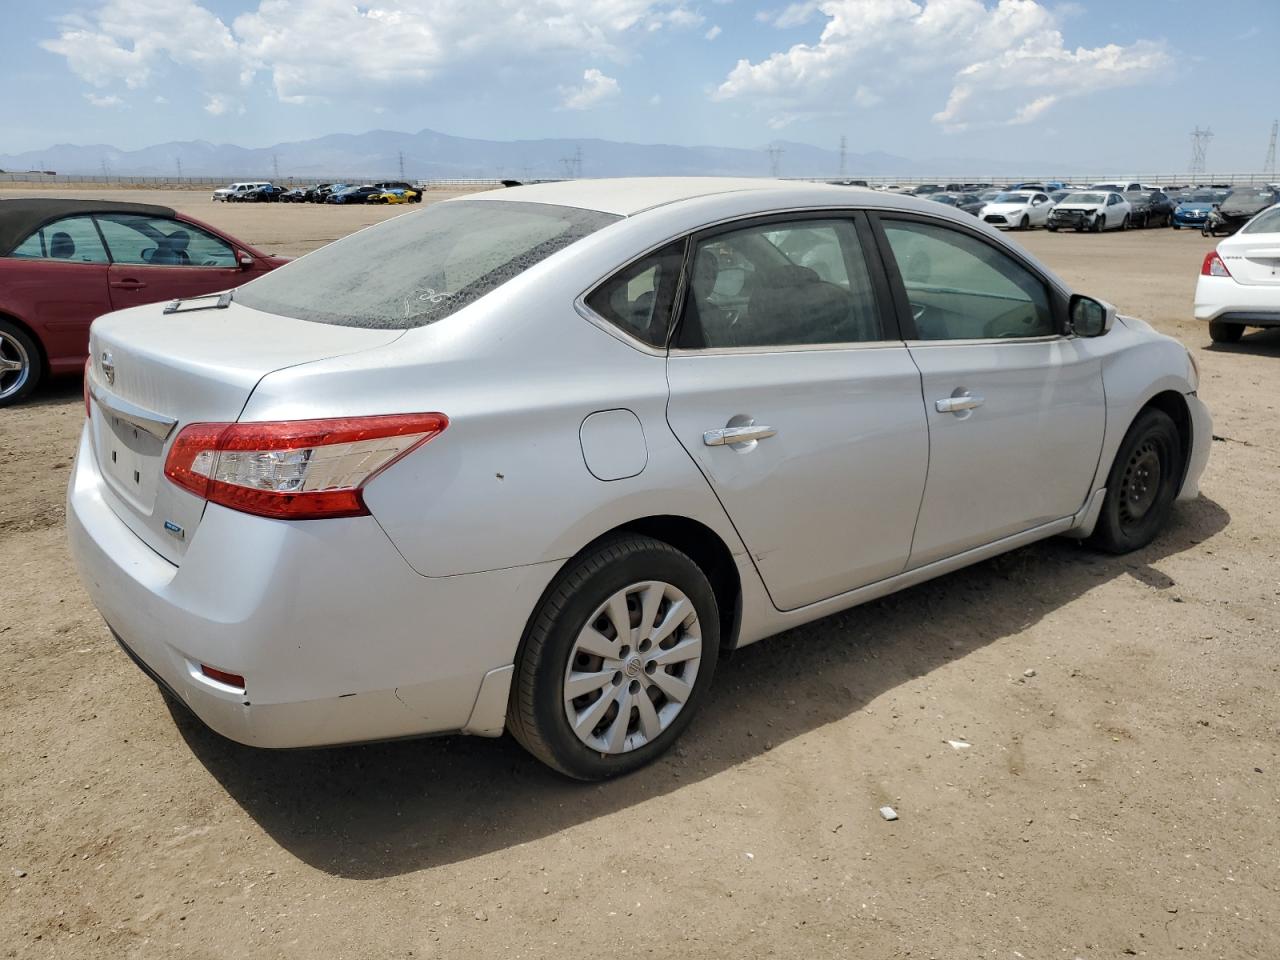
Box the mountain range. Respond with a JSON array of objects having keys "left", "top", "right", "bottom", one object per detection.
[{"left": 0, "top": 127, "right": 1057, "bottom": 180}]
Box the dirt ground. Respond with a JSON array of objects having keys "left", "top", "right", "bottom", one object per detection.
[{"left": 1, "top": 189, "right": 1277, "bottom": 960}]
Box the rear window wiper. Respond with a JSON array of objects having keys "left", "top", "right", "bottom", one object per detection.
[{"left": 163, "top": 290, "right": 234, "bottom": 315}]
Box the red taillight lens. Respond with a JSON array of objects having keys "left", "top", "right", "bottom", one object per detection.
[
  {"left": 163, "top": 413, "right": 448, "bottom": 520},
  {"left": 1201, "top": 251, "right": 1232, "bottom": 278},
  {"left": 83, "top": 358, "right": 92, "bottom": 417}
]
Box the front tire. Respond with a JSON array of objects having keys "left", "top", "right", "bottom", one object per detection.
[
  {"left": 1208, "top": 320, "right": 1244, "bottom": 343},
  {"left": 508, "top": 535, "right": 720, "bottom": 780},
  {"left": 1093, "top": 215, "right": 1105, "bottom": 233},
  {"left": 1088, "top": 408, "right": 1183, "bottom": 554},
  {"left": 0, "top": 318, "right": 42, "bottom": 408},
  {"left": 1020, "top": 215, "right": 1030, "bottom": 230}
]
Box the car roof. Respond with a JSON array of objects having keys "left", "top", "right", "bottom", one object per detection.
[
  {"left": 0, "top": 198, "right": 177, "bottom": 256},
  {"left": 468, "top": 177, "right": 877, "bottom": 217}
]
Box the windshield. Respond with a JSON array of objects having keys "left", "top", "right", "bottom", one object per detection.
[
  {"left": 993, "top": 192, "right": 1033, "bottom": 203},
  {"left": 1242, "top": 207, "right": 1280, "bottom": 234},
  {"left": 1186, "top": 190, "right": 1228, "bottom": 203},
  {"left": 929, "top": 194, "right": 958, "bottom": 205},
  {"left": 1226, "top": 189, "right": 1275, "bottom": 204},
  {"left": 235, "top": 199, "right": 619, "bottom": 329},
  {"left": 1063, "top": 193, "right": 1105, "bottom": 205}
]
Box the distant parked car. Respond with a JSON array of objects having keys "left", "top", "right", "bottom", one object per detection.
[
  {"left": 212, "top": 181, "right": 271, "bottom": 202},
  {"left": 1047, "top": 191, "right": 1133, "bottom": 232},
  {"left": 304, "top": 183, "right": 337, "bottom": 203},
  {"left": 0, "top": 198, "right": 287, "bottom": 406},
  {"left": 981, "top": 190, "right": 1053, "bottom": 230},
  {"left": 239, "top": 184, "right": 284, "bottom": 203},
  {"left": 1195, "top": 203, "right": 1280, "bottom": 342},
  {"left": 1091, "top": 181, "right": 1159, "bottom": 194},
  {"left": 827, "top": 179, "right": 870, "bottom": 187},
  {"left": 279, "top": 188, "right": 308, "bottom": 203},
  {"left": 909, "top": 184, "right": 945, "bottom": 196},
  {"left": 928, "top": 192, "right": 986, "bottom": 216},
  {"left": 1124, "top": 190, "right": 1174, "bottom": 228},
  {"left": 1172, "top": 189, "right": 1231, "bottom": 231},
  {"left": 366, "top": 188, "right": 420, "bottom": 205},
  {"left": 327, "top": 185, "right": 381, "bottom": 204},
  {"left": 371, "top": 181, "right": 424, "bottom": 203},
  {"left": 1204, "top": 186, "right": 1280, "bottom": 237}
]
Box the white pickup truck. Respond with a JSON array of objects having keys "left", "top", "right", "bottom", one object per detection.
[{"left": 212, "top": 182, "right": 271, "bottom": 202}]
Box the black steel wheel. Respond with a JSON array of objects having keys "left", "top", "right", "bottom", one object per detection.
[{"left": 1088, "top": 408, "right": 1183, "bottom": 554}]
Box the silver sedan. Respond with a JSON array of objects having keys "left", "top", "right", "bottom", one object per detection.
[{"left": 69, "top": 178, "right": 1211, "bottom": 779}]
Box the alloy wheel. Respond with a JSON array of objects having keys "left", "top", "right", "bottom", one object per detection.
[
  {"left": 562, "top": 580, "right": 702, "bottom": 755},
  {"left": 0, "top": 330, "right": 31, "bottom": 402}
]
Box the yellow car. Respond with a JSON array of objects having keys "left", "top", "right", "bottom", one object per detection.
[{"left": 367, "top": 188, "right": 419, "bottom": 205}]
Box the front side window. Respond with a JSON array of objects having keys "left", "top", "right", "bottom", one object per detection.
[
  {"left": 584, "top": 240, "right": 685, "bottom": 347},
  {"left": 677, "top": 218, "right": 882, "bottom": 349},
  {"left": 880, "top": 219, "right": 1054, "bottom": 340},
  {"left": 235, "top": 199, "right": 619, "bottom": 329},
  {"left": 8, "top": 216, "right": 109, "bottom": 263},
  {"left": 95, "top": 214, "right": 237, "bottom": 267}
]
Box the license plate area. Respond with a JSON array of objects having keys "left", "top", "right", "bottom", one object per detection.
[{"left": 99, "top": 414, "right": 163, "bottom": 512}]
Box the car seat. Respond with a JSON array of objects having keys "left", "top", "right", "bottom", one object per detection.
[{"left": 49, "top": 232, "right": 76, "bottom": 259}]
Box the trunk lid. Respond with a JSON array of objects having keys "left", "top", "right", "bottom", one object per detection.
[
  {"left": 1219, "top": 232, "right": 1280, "bottom": 286},
  {"left": 86, "top": 299, "right": 403, "bottom": 564}
]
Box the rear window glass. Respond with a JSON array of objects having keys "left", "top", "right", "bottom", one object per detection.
[
  {"left": 1243, "top": 207, "right": 1280, "bottom": 234},
  {"left": 234, "top": 199, "right": 619, "bottom": 329}
]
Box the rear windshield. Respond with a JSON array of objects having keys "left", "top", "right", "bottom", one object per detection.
[
  {"left": 1242, "top": 207, "right": 1280, "bottom": 234},
  {"left": 235, "top": 198, "right": 619, "bottom": 329}
]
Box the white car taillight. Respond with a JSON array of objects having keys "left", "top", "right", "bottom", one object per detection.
[{"left": 164, "top": 414, "right": 448, "bottom": 520}]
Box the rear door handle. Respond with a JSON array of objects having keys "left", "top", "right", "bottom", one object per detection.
[
  {"left": 110, "top": 279, "right": 148, "bottom": 290},
  {"left": 935, "top": 394, "right": 985, "bottom": 414},
  {"left": 703, "top": 424, "right": 777, "bottom": 446}
]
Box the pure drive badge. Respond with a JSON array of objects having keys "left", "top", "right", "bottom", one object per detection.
[{"left": 163, "top": 520, "right": 185, "bottom": 539}]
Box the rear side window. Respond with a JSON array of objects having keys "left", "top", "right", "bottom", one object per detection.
[
  {"left": 235, "top": 199, "right": 619, "bottom": 329},
  {"left": 584, "top": 240, "right": 685, "bottom": 347},
  {"left": 1243, "top": 207, "right": 1280, "bottom": 234},
  {"left": 95, "top": 214, "right": 237, "bottom": 267},
  {"left": 8, "top": 216, "right": 109, "bottom": 263}
]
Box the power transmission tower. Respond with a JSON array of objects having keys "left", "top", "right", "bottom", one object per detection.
[
  {"left": 99, "top": 157, "right": 109, "bottom": 178},
  {"left": 559, "top": 146, "right": 583, "bottom": 179},
  {"left": 272, "top": 153, "right": 280, "bottom": 180},
  {"left": 176, "top": 156, "right": 182, "bottom": 179},
  {"left": 1265, "top": 120, "right": 1278, "bottom": 180},
  {"left": 1189, "top": 127, "right": 1213, "bottom": 181},
  {"left": 839, "top": 135, "right": 847, "bottom": 178},
  {"left": 766, "top": 145, "right": 784, "bottom": 177},
  {"left": 398, "top": 150, "right": 406, "bottom": 179}
]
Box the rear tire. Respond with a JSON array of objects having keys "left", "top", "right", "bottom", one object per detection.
[
  {"left": 1087, "top": 408, "right": 1183, "bottom": 554},
  {"left": 508, "top": 535, "right": 720, "bottom": 780},
  {"left": 1208, "top": 320, "right": 1244, "bottom": 343},
  {"left": 0, "top": 318, "right": 42, "bottom": 408}
]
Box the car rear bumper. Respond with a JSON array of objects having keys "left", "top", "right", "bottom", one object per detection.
[
  {"left": 66, "top": 425, "right": 558, "bottom": 748},
  {"left": 1194, "top": 275, "right": 1280, "bottom": 322}
]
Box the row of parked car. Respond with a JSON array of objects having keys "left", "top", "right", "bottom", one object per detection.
[
  {"left": 844, "top": 180, "right": 1280, "bottom": 237},
  {"left": 211, "top": 181, "right": 423, "bottom": 205}
]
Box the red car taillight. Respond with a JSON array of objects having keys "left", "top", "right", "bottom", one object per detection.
[
  {"left": 163, "top": 413, "right": 448, "bottom": 520},
  {"left": 1201, "top": 251, "right": 1232, "bottom": 278}
]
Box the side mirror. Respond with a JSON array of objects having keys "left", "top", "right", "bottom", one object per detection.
[
  {"left": 1069, "top": 295, "right": 1115, "bottom": 337},
  {"left": 238, "top": 253, "right": 255, "bottom": 270}
]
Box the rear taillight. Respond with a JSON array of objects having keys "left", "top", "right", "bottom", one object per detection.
[
  {"left": 1201, "top": 251, "right": 1232, "bottom": 278},
  {"left": 83, "top": 358, "right": 91, "bottom": 417},
  {"left": 163, "top": 413, "right": 447, "bottom": 520}
]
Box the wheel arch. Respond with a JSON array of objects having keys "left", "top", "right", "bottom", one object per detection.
[
  {"left": 0, "top": 309, "right": 49, "bottom": 375},
  {"left": 1140, "top": 389, "right": 1194, "bottom": 489},
  {"left": 512, "top": 514, "right": 743, "bottom": 681}
]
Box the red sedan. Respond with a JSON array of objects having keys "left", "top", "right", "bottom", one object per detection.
[{"left": 0, "top": 198, "right": 287, "bottom": 406}]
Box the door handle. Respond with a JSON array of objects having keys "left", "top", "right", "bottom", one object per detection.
[
  {"left": 703, "top": 424, "right": 777, "bottom": 446},
  {"left": 110, "top": 279, "right": 148, "bottom": 290},
  {"left": 935, "top": 394, "right": 985, "bottom": 414}
]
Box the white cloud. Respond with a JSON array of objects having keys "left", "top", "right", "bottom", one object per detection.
[
  {"left": 84, "top": 92, "right": 123, "bottom": 107},
  {"left": 44, "top": 0, "right": 697, "bottom": 110},
  {"left": 705, "top": 24, "right": 722, "bottom": 39},
  {"left": 560, "top": 68, "right": 621, "bottom": 110},
  {"left": 715, "top": 0, "right": 1170, "bottom": 130}
]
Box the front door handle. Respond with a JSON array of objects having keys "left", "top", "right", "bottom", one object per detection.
[
  {"left": 110, "top": 279, "right": 148, "bottom": 290},
  {"left": 935, "top": 394, "right": 985, "bottom": 414},
  {"left": 703, "top": 424, "right": 777, "bottom": 446}
]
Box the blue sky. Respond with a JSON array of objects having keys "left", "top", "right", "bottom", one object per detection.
[{"left": 3, "top": 0, "right": 1277, "bottom": 171}]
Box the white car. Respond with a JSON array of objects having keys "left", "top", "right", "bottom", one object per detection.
[
  {"left": 1195, "top": 202, "right": 1280, "bottom": 343},
  {"left": 1047, "top": 191, "right": 1133, "bottom": 232},
  {"left": 68, "top": 178, "right": 1211, "bottom": 779},
  {"left": 212, "top": 182, "right": 271, "bottom": 202},
  {"left": 980, "top": 190, "right": 1053, "bottom": 230}
]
